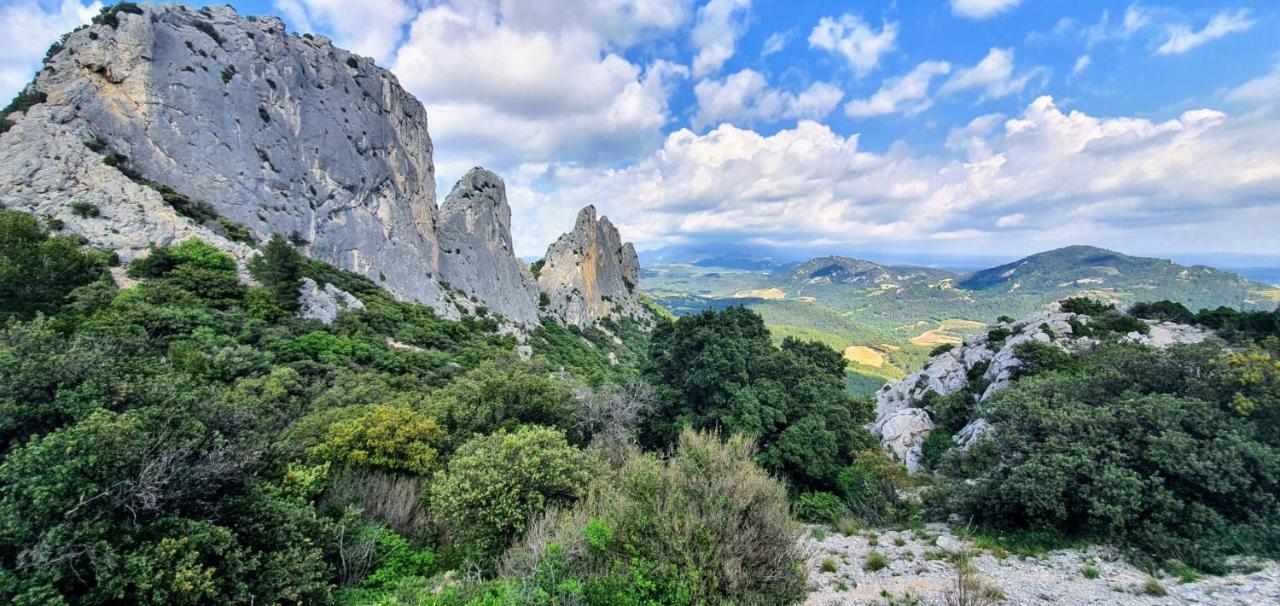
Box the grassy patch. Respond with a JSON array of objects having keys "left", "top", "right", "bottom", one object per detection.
[{"left": 864, "top": 551, "right": 889, "bottom": 572}]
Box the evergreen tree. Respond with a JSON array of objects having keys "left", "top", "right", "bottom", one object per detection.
[{"left": 248, "top": 234, "right": 304, "bottom": 312}]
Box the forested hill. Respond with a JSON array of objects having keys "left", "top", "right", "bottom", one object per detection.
[{"left": 958, "top": 245, "right": 1267, "bottom": 309}]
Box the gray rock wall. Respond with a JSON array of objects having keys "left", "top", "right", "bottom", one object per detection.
[
  {"left": 1, "top": 4, "right": 447, "bottom": 312},
  {"left": 437, "top": 168, "right": 540, "bottom": 325},
  {"left": 0, "top": 4, "right": 651, "bottom": 331}
]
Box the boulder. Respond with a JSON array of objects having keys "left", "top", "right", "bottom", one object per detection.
[
  {"left": 298, "top": 278, "right": 364, "bottom": 324},
  {"left": 877, "top": 408, "right": 934, "bottom": 473}
]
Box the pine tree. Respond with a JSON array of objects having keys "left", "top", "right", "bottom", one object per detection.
[{"left": 248, "top": 234, "right": 303, "bottom": 311}]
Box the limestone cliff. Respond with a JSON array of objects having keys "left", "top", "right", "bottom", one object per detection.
[
  {"left": 0, "top": 4, "right": 649, "bottom": 329},
  {"left": 537, "top": 205, "right": 646, "bottom": 328},
  {"left": 437, "top": 168, "right": 540, "bottom": 325},
  {"left": 0, "top": 4, "right": 448, "bottom": 311}
]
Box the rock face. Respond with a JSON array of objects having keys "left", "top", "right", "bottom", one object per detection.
[
  {"left": 537, "top": 205, "right": 646, "bottom": 328},
  {"left": 0, "top": 4, "right": 649, "bottom": 330},
  {"left": 2, "top": 4, "right": 447, "bottom": 306},
  {"left": 871, "top": 306, "right": 1214, "bottom": 472},
  {"left": 437, "top": 168, "right": 540, "bottom": 325},
  {"left": 298, "top": 278, "right": 364, "bottom": 324}
]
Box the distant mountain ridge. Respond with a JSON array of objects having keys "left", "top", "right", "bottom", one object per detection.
[
  {"left": 787, "top": 256, "right": 955, "bottom": 286},
  {"left": 955, "top": 245, "right": 1270, "bottom": 307}
]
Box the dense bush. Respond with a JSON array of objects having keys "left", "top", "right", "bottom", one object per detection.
[
  {"left": 426, "top": 426, "right": 593, "bottom": 566},
  {"left": 836, "top": 449, "right": 914, "bottom": 523},
  {"left": 0, "top": 214, "right": 573, "bottom": 603},
  {"left": 931, "top": 342, "right": 1280, "bottom": 571},
  {"left": 643, "top": 306, "right": 876, "bottom": 489},
  {"left": 0, "top": 209, "right": 113, "bottom": 321},
  {"left": 491, "top": 430, "right": 806, "bottom": 605}
]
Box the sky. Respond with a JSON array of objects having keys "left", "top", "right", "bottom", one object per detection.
[{"left": 2, "top": 0, "right": 1279, "bottom": 261}]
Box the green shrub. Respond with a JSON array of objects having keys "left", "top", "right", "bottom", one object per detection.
[
  {"left": 195, "top": 21, "right": 223, "bottom": 44},
  {"left": 423, "top": 360, "right": 576, "bottom": 452},
  {"left": 1010, "top": 340, "right": 1075, "bottom": 378},
  {"left": 498, "top": 430, "right": 806, "bottom": 605},
  {"left": 836, "top": 449, "right": 911, "bottom": 523},
  {"left": 310, "top": 405, "right": 445, "bottom": 475},
  {"left": 1129, "top": 300, "right": 1194, "bottom": 324},
  {"left": 986, "top": 327, "right": 1011, "bottom": 348},
  {"left": 919, "top": 426, "right": 954, "bottom": 470},
  {"left": 69, "top": 201, "right": 100, "bottom": 218},
  {"left": 864, "top": 551, "right": 889, "bottom": 571},
  {"left": 0, "top": 210, "right": 111, "bottom": 321},
  {"left": 0, "top": 88, "right": 48, "bottom": 135},
  {"left": 929, "top": 343, "right": 956, "bottom": 357},
  {"left": 932, "top": 343, "right": 1280, "bottom": 572},
  {"left": 794, "top": 491, "right": 846, "bottom": 524},
  {"left": 1060, "top": 297, "right": 1114, "bottom": 316},
  {"left": 643, "top": 307, "right": 875, "bottom": 490},
  {"left": 92, "top": 2, "right": 143, "bottom": 28},
  {"left": 427, "top": 426, "right": 592, "bottom": 565}
]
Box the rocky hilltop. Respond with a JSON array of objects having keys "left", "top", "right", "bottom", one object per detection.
[
  {"left": 0, "top": 3, "right": 644, "bottom": 328},
  {"left": 538, "top": 206, "right": 646, "bottom": 329},
  {"left": 437, "top": 168, "right": 540, "bottom": 325},
  {"left": 871, "top": 305, "right": 1212, "bottom": 471}
]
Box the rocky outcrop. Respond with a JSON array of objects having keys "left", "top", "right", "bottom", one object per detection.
[
  {"left": 0, "top": 4, "right": 651, "bottom": 330},
  {"left": 877, "top": 408, "right": 934, "bottom": 472},
  {"left": 298, "top": 278, "right": 365, "bottom": 324},
  {"left": 437, "top": 168, "right": 540, "bottom": 325},
  {"left": 537, "top": 206, "right": 647, "bottom": 328},
  {"left": 871, "top": 306, "right": 1214, "bottom": 472},
  {"left": 1, "top": 4, "right": 446, "bottom": 310}
]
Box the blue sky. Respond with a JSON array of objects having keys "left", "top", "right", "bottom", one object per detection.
[{"left": 2, "top": 0, "right": 1279, "bottom": 260}]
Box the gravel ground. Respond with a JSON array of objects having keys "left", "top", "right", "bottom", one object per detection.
[{"left": 804, "top": 523, "right": 1280, "bottom": 605}]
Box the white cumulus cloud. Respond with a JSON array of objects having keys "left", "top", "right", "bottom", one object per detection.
[
  {"left": 275, "top": 0, "right": 414, "bottom": 64},
  {"left": 510, "top": 96, "right": 1280, "bottom": 256},
  {"left": 391, "top": 2, "right": 687, "bottom": 180},
  {"left": 940, "top": 48, "right": 1040, "bottom": 100},
  {"left": 808, "top": 13, "right": 897, "bottom": 77},
  {"left": 690, "top": 0, "right": 751, "bottom": 78}
]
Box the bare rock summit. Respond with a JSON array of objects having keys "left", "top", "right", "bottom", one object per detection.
[
  {"left": 537, "top": 205, "right": 647, "bottom": 328},
  {"left": 437, "top": 168, "right": 540, "bottom": 325}
]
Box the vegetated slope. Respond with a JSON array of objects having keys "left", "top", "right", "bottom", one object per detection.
[
  {"left": 958, "top": 245, "right": 1267, "bottom": 309},
  {"left": 788, "top": 255, "right": 955, "bottom": 286},
  {"left": 644, "top": 246, "right": 1276, "bottom": 392},
  {"left": 1, "top": 206, "right": 890, "bottom": 605}
]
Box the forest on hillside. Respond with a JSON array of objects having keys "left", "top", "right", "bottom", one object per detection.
[{"left": 1, "top": 208, "right": 1278, "bottom": 605}]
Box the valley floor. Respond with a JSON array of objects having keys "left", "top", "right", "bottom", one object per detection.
[{"left": 804, "top": 524, "right": 1280, "bottom": 605}]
